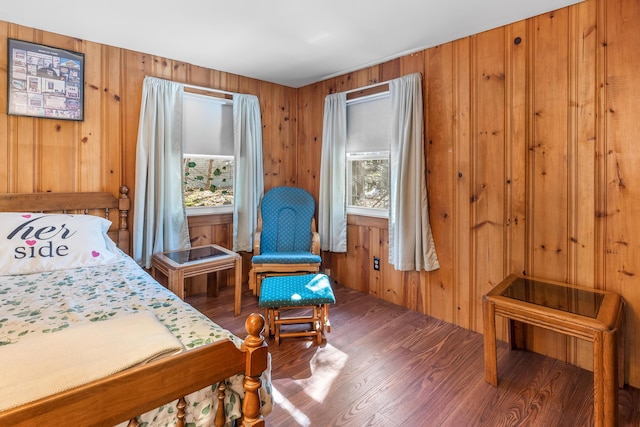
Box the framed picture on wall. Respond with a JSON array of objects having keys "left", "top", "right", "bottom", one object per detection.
[{"left": 7, "top": 38, "right": 85, "bottom": 121}]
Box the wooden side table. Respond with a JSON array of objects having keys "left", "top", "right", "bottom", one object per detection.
[
  {"left": 483, "top": 274, "right": 624, "bottom": 427},
  {"left": 152, "top": 244, "right": 242, "bottom": 316}
]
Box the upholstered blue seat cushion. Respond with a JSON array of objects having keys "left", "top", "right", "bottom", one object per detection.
[
  {"left": 252, "top": 252, "right": 322, "bottom": 265},
  {"left": 259, "top": 274, "right": 336, "bottom": 308}
]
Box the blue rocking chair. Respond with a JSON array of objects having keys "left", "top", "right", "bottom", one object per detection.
[{"left": 249, "top": 186, "right": 322, "bottom": 295}]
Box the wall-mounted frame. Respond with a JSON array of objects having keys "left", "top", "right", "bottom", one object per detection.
[{"left": 7, "top": 38, "right": 85, "bottom": 121}]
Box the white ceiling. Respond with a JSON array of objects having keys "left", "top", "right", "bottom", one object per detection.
[{"left": 2, "top": 0, "right": 583, "bottom": 88}]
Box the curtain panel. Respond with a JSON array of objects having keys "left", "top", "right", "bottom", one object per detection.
[
  {"left": 132, "top": 76, "right": 191, "bottom": 268},
  {"left": 319, "top": 92, "right": 348, "bottom": 253},
  {"left": 389, "top": 73, "right": 439, "bottom": 271},
  {"left": 233, "top": 94, "right": 264, "bottom": 252}
]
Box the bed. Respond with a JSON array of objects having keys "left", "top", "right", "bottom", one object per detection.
[{"left": 0, "top": 186, "right": 271, "bottom": 427}]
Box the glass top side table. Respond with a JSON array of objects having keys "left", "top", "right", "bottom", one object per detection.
[
  {"left": 483, "top": 274, "right": 624, "bottom": 427},
  {"left": 152, "top": 244, "right": 242, "bottom": 316}
]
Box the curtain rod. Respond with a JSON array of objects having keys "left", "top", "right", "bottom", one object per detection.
[
  {"left": 343, "top": 79, "right": 390, "bottom": 95},
  {"left": 342, "top": 72, "right": 421, "bottom": 95},
  {"left": 183, "top": 82, "right": 236, "bottom": 97}
]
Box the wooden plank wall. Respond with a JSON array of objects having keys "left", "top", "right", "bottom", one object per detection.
[{"left": 297, "top": 0, "right": 640, "bottom": 387}]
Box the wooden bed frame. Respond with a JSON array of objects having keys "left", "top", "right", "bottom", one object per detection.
[{"left": 0, "top": 186, "right": 268, "bottom": 427}]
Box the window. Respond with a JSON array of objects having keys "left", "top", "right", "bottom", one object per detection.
[
  {"left": 182, "top": 92, "right": 234, "bottom": 214},
  {"left": 346, "top": 92, "right": 390, "bottom": 217}
]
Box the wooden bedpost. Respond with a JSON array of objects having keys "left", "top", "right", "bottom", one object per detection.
[
  {"left": 118, "top": 185, "right": 131, "bottom": 254},
  {"left": 241, "top": 313, "right": 268, "bottom": 427}
]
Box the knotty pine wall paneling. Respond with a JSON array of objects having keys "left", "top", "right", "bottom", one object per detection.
[
  {"left": 426, "top": 42, "right": 457, "bottom": 326},
  {"left": 296, "top": 81, "right": 323, "bottom": 199},
  {"left": 526, "top": 8, "right": 574, "bottom": 363},
  {"left": 602, "top": 0, "right": 640, "bottom": 383},
  {"left": 471, "top": 27, "right": 509, "bottom": 337},
  {"left": 261, "top": 81, "right": 298, "bottom": 189},
  {"left": 504, "top": 20, "right": 528, "bottom": 307},
  {"left": 300, "top": 0, "right": 640, "bottom": 387},
  {"left": 452, "top": 37, "right": 474, "bottom": 330},
  {"left": 564, "top": 1, "right": 599, "bottom": 370}
]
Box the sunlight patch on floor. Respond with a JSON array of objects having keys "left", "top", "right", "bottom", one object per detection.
[
  {"left": 294, "top": 343, "right": 348, "bottom": 403},
  {"left": 272, "top": 386, "right": 311, "bottom": 427}
]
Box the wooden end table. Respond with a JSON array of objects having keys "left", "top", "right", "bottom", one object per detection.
[
  {"left": 483, "top": 274, "right": 624, "bottom": 427},
  {"left": 152, "top": 244, "right": 242, "bottom": 316}
]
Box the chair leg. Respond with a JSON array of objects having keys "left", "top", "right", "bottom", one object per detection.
[
  {"left": 263, "top": 308, "right": 271, "bottom": 337},
  {"left": 315, "top": 306, "right": 323, "bottom": 344},
  {"left": 324, "top": 304, "right": 331, "bottom": 333},
  {"left": 274, "top": 308, "right": 281, "bottom": 346},
  {"left": 249, "top": 269, "right": 257, "bottom": 295},
  {"left": 256, "top": 273, "right": 264, "bottom": 296}
]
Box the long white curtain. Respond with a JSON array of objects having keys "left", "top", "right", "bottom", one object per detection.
[
  {"left": 133, "top": 76, "right": 190, "bottom": 268},
  {"left": 389, "top": 73, "right": 439, "bottom": 271},
  {"left": 319, "top": 92, "right": 347, "bottom": 252},
  {"left": 233, "top": 94, "right": 264, "bottom": 252}
]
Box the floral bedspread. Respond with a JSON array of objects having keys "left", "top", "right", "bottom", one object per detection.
[{"left": 0, "top": 253, "right": 272, "bottom": 426}]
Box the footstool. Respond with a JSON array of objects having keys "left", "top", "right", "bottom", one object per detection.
[{"left": 258, "top": 273, "right": 336, "bottom": 345}]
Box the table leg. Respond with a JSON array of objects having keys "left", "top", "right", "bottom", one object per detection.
[
  {"left": 234, "top": 256, "right": 242, "bottom": 316},
  {"left": 509, "top": 319, "right": 526, "bottom": 350},
  {"left": 168, "top": 269, "right": 185, "bottom": 300},
  {"left": 483, "top": 297, "right": 498, "bottom": 386},
  {"left": 206, "top": 272, "right": 219, "bottom": 297},
  {"left": 617, "top": 302, "right": 625, "bottom": 388},
  {"left": 603, "top": 329, "right": 618, "bottom": 427},
  {"left": 593, "top": 331, "right": 604, "bottom": 427},
  {"left": 593, "top": 329, "right": 619, "bottom": 427}
]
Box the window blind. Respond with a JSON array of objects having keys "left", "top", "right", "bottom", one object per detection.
[
  {"left": 346, "top": 93, "right": 390, "bottom": 153},
  {"left": 183, "top": 92, "right": 234, "bottom": 157}
]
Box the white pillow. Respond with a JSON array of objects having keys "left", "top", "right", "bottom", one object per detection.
[{"left": 0, "top": 213, "right": 123, "bottom": 275}]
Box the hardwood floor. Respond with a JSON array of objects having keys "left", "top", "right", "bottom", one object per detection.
[{"left": 187, "top": 283, "right": 640, "bottom": 427}]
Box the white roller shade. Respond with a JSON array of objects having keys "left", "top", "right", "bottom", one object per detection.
[
  {"left": 346, "top": 93, "right": 390, "bottom": 153},
  {"left": 183, "top": 92, "right": 234, "bottom": 156}
]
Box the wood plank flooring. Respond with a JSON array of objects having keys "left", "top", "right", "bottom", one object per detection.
[{"left": 187, "top": 283, "right": 640, "bottom": 427}]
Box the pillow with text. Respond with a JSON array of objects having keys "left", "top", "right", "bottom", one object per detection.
[{"left": 0, "top": 213, "right": 122, "bottom": 275}]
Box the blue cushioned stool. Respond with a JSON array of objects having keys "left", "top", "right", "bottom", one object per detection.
[{"left": 258, "top": 273, "right": 335, "bottom": 345}]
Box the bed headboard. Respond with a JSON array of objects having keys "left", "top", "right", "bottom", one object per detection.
[{"left": 0, "top": 186, "right": 131, "bottom": 254}]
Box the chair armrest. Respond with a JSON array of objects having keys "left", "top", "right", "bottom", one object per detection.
[
  {"left": 311, "top": 231, "right": 320, "bottom": 255},
  {"left": 253, "top": 230, "right": 262, "bottom": 255},
  {"left": 310, "top": 218, "right": 320, "bottom": 255}
]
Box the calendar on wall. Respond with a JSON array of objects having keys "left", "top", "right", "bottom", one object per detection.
[{"left": 7, "top": 38, "right": 85, "bottom": 121}]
